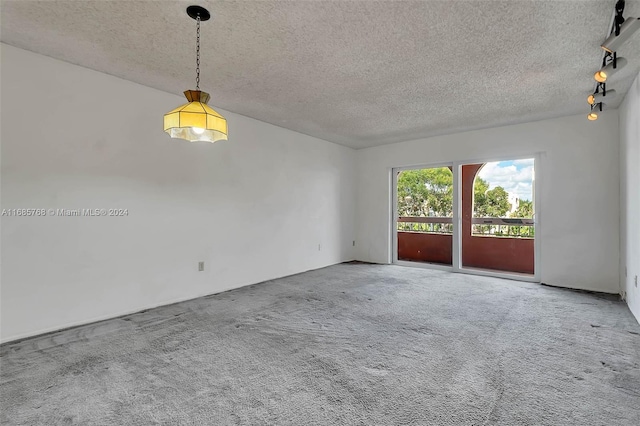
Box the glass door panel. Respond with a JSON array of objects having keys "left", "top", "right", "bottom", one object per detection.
[
  {"left": 460, "top": 159, "right": 535, "bottom": 275},
  {"left": 396, "top": 166, "right": 454, "bottom": 266}
]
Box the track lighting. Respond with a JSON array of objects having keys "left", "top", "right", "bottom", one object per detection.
[
  {"left": 586, "top": 0, "right": 637, "bottom": 120},
  {"left": 594, "top": 57, "right": 627, "bottom": 83},
  {"left": 587, "top": 89, "right": 617, "bottom": 105},
  {"left": 602, "top": 17, "right": 640, "bottom": 53}
]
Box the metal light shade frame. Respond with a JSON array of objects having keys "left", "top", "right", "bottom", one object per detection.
[
  {"left": 587, "top": 89, "right": 617, "bottom": 105},
  {"left": 164, "top": 90, "right": 228, "bottom": 143},
  {"left": 602, "top": 17, "right": 640, "bottom": 53},
  {"left": 164, "top": 5, "right": 228, "bottom": 143},
  {"left": 594, "top": 57, "right": 627, "bottom": 82}
]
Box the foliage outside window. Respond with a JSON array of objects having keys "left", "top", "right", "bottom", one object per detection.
[
  {"left": 473, "top": 176, "right": 534, "bottom": 237},
  {"left": 397, "top": 167, "right": 534, "bottom": 238},
  {"left": 397, "top": 168, "right": 453, "bottom": 234}
]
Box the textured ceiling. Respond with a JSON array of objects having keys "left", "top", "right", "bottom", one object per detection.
[{"left": 2, "top": 0, "right": 640, "bottom": 149}]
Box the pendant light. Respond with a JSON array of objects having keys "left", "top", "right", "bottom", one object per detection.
[{"left": 164, "top": 6, "right": 228, "bottom": 143}]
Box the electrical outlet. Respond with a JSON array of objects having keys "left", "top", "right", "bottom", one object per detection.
[
  {"left": 635, "top": 275, "right": 638, "bottom": 288},
  {"left": 353, "top": 240, "right": 356, "bottom": 246},
  {"left": 318, "top": 244, "right": 321, "bottom": 251},
  {"left": 198, "top": 261, "right": 204, "bottom": 272}
]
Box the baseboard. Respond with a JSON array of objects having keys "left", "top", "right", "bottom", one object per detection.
[
  {"left": 343, "top": 260, "right": 380, "bottom": 265},
  {"left": 0, "top": 284, "right": 237, "bottom": 346},
  {"left": 540, "top": 282, "right": 621, "bottom": 299},
  {"left": 1, "top": 259, "right": 354, "bottom": 346}
]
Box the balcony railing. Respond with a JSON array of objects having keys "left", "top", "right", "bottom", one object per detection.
[
  {"left": 471, "top": 217, "right": 534, "bottom": 238},
  {"left": 397, "top": 216, "right": 534, "bottom": 238},
  {"left": 397, "top": 216, "right": 453, "bottom": 234}
]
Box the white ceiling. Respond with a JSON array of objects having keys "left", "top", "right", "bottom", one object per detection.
[{"left": 2, "top": 0, "right": 639, "bottom": 149}]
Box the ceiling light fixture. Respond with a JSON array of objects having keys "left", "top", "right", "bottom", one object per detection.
[
  {"left": 602, "top": 17, "right": 640, "bottom": 52},
  {"left": 587, "top": 0, "right": 639, "bottom": 120},
  {"left": 594, "top": 54, "right": 627, "bottom": 83},
  {"left": 164, "top": 5, "right": 228, "bottom": 143},
  {"left": 602, "top": 0, "right": 640, "bottom": 53},
  {"left": 587, "top": 103, "right": 603, "bottom": 121}
]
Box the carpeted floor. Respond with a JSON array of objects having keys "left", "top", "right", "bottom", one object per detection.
[{"left": 1, "top": 263, "right": 639, "bottom": 425}]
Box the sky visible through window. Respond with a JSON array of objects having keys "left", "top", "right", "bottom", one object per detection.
[{"left": 478, "top": 159, "right": 534, "bottom": 202}]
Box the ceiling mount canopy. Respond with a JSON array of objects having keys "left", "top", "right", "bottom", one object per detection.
[
  {"left": 164, "top": 5, "right": 228, "bottom": 143},
  {"left": 186, "top": 5, "right": 210, "bottom": 21}
]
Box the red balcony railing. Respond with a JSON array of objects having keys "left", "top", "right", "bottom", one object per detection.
[{"left": 397, "top": 216, "right": 534, "bottom": 274}]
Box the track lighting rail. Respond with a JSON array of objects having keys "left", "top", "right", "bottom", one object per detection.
[{"left": 587, "top": 0, "right": 638, "bottom": 121}]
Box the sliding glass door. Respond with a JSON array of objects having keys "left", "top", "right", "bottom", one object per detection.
[
  {"left": 394, "top": 165, "right": 454, "bottom": 267},
  {"left": 392, "top": 157, "right": 539, "bottom": 281}
]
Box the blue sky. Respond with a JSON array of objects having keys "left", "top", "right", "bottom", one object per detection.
[{"left": 477, "top": 159, "right": 534, "bottom": 201}]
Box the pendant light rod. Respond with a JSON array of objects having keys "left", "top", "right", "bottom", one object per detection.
[
  {"left": 186, "top": 6, "right": 210, "bottom": 91},
  {"left": 196, "top": 15, "right": 200, "bottom": 90}
]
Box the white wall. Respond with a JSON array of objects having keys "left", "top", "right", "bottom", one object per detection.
[
  {"left": 355, "top": 112, "right": 621, "bottom": 293},
  {"left": 619, "top": 71, "right": 640, "bottom": 322},
  {"left": 0, "top": 44, "right": 356, "bottom": 343}
]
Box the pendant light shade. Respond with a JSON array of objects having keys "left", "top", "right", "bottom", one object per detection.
[
  {"left": 164, "top": 90, "right": 227, "bottom": 142},
  {"left": 164, "top": 6, "right": 228, "bottom": 144}
]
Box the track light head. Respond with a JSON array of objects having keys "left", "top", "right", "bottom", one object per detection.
[
  {"left": 594, "top": 57, "right": 627, "bottom": 82},
  {"left": 587, "top": 103, "right": 604, "bottom": 121},
  {"left": 602, "top": 17, "right": 640, "bottom": 53},
  {"left": 587, "top": 89, "right": 617, "bottom": 105}
]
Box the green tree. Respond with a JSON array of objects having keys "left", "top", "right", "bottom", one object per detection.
[
  {"left": 473, "top": 178, "right": 511, "bottom": 218},
  {"left": 509, "top": 199, "right": 534, "bottom": 237},
  {"left": 485, "top": 186, "right": 511, "bottom": 217},
  {"left": 473, "top": 178, "right": 512, "bottom": 236},
  {"left": 510, "top": 199, "right": 533, "bottom": 218},
  {"left": 397, "top": 168, "right": 453, "bottom": 233},
  {"left": 473, "top": 177, "right": 489, "bottom": 217},
  {"left": 397, "top": 168, "right": 453, "bottom": 217}
]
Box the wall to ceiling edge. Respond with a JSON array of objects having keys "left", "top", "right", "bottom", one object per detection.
[
  {"left": 355, "top": 109, "right": 621, "bottom": 295},
  {"left": 0, "top": 44, "right": 356, "bottom": 343},
  {"left": 619, "top": 70, "right": 640, "bottom": 323}
]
